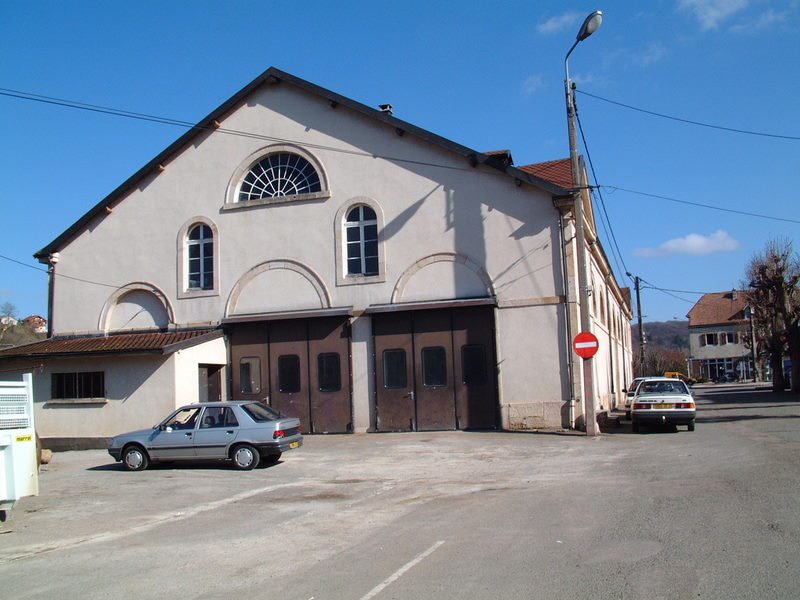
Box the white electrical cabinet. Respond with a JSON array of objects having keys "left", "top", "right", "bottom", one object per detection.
[{"left": 0, "top": 374, "right": 39, "bottom": 520}]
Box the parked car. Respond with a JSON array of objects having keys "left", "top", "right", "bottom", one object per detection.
[
  {"left": 631, "top": 377, "right": 696, "bottom": 433},
  {"left": 623, "top": 376, "right": 657, "bottom": 418},
  {"left": 715, "top": 370, "right": 738, "bottom": 383},
  {"left": 108, "top": 401, "right": 303, "bottom": 471}
]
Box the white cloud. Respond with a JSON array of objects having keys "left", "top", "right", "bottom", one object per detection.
[
  {"left": 522, "top": 74, "right": 544, "bottom": 95},
  {"left": 730, "top": 8, "right": 788, "bottom": 32},
  {"left": 537, "top": 12, "right": 582, "bottom": 35},
  {"left": 678, "top": 0, "right": 749, "bottom": 30},
  {"left": 634, "top": 230, "right": 741, "bottom": 257},
  {"left": 633, "top": 42, "right": 667, "bottom": 66}
]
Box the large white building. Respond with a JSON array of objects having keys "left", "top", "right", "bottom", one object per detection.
[{"left": 0, "top": 68, "right": 633, "bottom": 448}]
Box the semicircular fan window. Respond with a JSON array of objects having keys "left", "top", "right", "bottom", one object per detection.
[{"left": 238, "top": 153, "right": 322, "bottom": 202}]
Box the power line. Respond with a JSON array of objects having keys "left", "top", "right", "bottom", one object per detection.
[
  {"left": 573, "top": 94, "right": 629, "bottom": 279},
  {"left": 4, "top": 86, "right": 798, "bottom": 229},
  {"left": 0, "top": 87, "right": 478, "bottom": 174},
  {"left": 601, "top": 185, "right": 800, "bottom": 225},
  {"left": 0, "top": 254, "right": 122, "bottom": 289},
  {"left": 577, "top": 90, "right": 800, "bottom": 141}
]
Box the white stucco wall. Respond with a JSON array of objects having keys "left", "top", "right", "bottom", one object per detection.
[
  {"left": 50, "top": 82, "right": 562, "bottom": 333},
  {"left": 40, "top": 77, "right": 631, "bottom": 431},
  {"left": 172, "top": 337, "right": 228, "bottom": 407}
]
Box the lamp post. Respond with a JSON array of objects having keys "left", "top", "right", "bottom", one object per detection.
[{"left": 565, "top": 10, "right": 602, "bottom": 436}]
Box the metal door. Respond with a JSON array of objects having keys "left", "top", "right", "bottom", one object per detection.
[
  {"left": 198, "top": 365, "right": 223, "bottom": 403},
  {"left": 268, "top": 320, "right": 311, "bottom": 427},
  {"left": 413, "top": 310, "right": 456, "bottom": 430},
  {"left": 452, "top": 306, "right": 497, "bottom": 429},
  {"left": 374, "top": 312, "right": 415, "bottom": 431},
  {"left": 308, "top": 318, "right": 352, "bottom": 433}
]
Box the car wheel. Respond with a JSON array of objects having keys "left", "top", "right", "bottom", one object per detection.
[
  {"left": 261, "top": 452, "right": 281, "bottom": 466},
  {"left": 632, "top": 421, "right": 640, "bottom": 433},
  {"left": 122, "top": 445, "right": 149, "bottom": 471},
  {"left": 688, "top": 420, "right": 695, "bottom": 432},
  {"left": 232, "top": 444, "right": 260, "bottom": 470}
]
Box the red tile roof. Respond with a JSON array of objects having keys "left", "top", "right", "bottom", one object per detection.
[
  {"left": 687, "top": 292, "right": 747, "bottom": 327},
  {"left": 520, "top": 158, "right": 573, "bottom": 189},
  {"left": 0, "top": 329, "right": 220, "bottom": 359}
]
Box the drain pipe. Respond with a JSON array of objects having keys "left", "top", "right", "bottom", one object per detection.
[{"left": 558, "top": 212, "right": 576, "bottom": 429}]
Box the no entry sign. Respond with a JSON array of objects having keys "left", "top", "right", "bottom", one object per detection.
[{"left": 573, "top": 331, "right": 599, "bottom": 359}]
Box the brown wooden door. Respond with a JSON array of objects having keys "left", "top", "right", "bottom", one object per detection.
[
  {"left": 308, "top": 318, "right": 352, "bottom": 433},
  {"left": 453, "top": 307, "right": 497, "bottom": 429},
  {"left": 413, "top": 310, "right": 456, "bottom": 430},
  {"left": 374, "top": 313, "right": 415, "bottom": 431},
  {"left": 229, "top": 323, "right": 269, "bottom": 402},
  {"left": 268, "top": 320, "right": 311, "bottom": 427}
]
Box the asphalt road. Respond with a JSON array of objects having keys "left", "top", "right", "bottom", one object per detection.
[{"left": 1, "top": 383, "right": 798, "bottom": 599}]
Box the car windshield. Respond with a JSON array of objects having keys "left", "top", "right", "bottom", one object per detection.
[
  {"left": 638, "top": 380, "right": 689, "bottom": 395},
  {"left": 240, "top": 402, "right": 283, "bottom": 422}
]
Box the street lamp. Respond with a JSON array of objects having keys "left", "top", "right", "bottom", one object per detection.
[{"left": 565, "top": 10, "right": 602, "bottom": 436}]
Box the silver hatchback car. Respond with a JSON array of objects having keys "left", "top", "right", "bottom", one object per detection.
[{"left": 108, "top": 401, "right": 303, "bottom": 471}]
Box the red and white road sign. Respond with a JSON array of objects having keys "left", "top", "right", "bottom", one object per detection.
[{"left": 573, "top": 331, "right": 599, "bottom": 359}]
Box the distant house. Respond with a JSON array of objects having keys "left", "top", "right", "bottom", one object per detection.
[
  {"left": 687, "top": 291, "right": 752, "bottom": 381},
  {"left": 0, "top": 316, "right": 18, "bottom": 326},
  {"left": 22, "top": 315, "right": 47, "bottom": 334}
]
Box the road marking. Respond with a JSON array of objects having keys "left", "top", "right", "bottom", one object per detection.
[
  {"left": 359, "top": 541, "right": 445, "bottom": 600},
  {"left": 0, "top": 482, "right": 301, "bottom": 563}
]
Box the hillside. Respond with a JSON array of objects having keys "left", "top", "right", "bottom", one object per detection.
[
  {"left": 633, "top": 320, "right": 689, "bottom": 351},
  {"left": 0, "top": 324, "right": 46, "bottom": 350}
]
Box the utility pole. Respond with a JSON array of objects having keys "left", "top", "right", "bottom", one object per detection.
[
  {"left": 628, "top": 273, "right": 645, "bottom": 376},
  {"left": 565, "top": 10, "right": 603, "bottom": 437}
]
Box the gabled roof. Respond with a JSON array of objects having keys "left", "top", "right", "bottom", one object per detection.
[
  {"left": 687, "top": 292, "right": 747, "bottom": 327},
  {"left": 0, "top": 328, "right": 221, "bottom": 360},
  {"left": 35, "top": 67, "right": 571, "bottom": 259},
  {"left": 519, "top": 159, "right": 574, "bottom": 189}
]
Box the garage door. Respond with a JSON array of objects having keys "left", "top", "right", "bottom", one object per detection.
[
  {"left": 373, "top": 306, "right": 497, "bottom": 432},
  {"left": 229, "top": 317, "right": 352, "bottom": 433}
]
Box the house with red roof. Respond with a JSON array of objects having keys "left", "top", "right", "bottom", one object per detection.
[
  {"left": 0, "top": 68, "right": 632, "bottom": 448},
  {"left": 687, "top": 291, "right": 753, "bottom": 381}
]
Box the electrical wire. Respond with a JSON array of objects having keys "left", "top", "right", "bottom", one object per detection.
[
  {"left": 0, "top": 88, "right": 478, "bottom": 174},
  {"left": 0, "top": 254, "right": 122, "bottom": 289},
  {"left": 573, "top": 93, "right": 629, "bottom": 279},
  {"left": 4, "top": 86, "right": 798, "bottom": 229},
  {"left": 600, "top": 186, "right": 800, "bottom": 225},
  {"left": 577, "top": 90, "right": 800, "bottom": 141}
]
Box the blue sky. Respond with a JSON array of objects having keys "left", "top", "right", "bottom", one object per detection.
[{"left": 1, "top": 0, "right": 798, "bottom": 324}]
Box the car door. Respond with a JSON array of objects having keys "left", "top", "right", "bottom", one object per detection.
[
  {"left": 147, "top": 407, "right": 201, "bottom": 460},
  {"left": 193, "top": 406, "right": 239, "bottom": 459}
]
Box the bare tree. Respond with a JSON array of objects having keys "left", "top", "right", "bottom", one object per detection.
[
  {"left": 0, "top": 301, "right": 18, "bottom": 345},
  {"left": 0, "top": 301, "right": 17, "bottom": 321},
  {"left": 745, "top": 239, "right": 800, "bottom": 392},
  {"left": 635, "top": 344, "right": 688, "bottom": 378}
]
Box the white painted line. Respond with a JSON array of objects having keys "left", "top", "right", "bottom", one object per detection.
[
  {"left": 359, "top": 541, "right": 445, "bottom": 600},
  {"left": 0, "top": 482, "right": 301, "bottom": 563}
]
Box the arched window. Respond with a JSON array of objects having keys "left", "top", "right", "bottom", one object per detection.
[
  {"left": 345, "top": 206, "right": 378, "bottom": 276},
  {"left": 239, "top": 153, "right": 321, "bottom": 202},
  {"left": 187, "top": 224, "right": 213, "bottom": 290}
]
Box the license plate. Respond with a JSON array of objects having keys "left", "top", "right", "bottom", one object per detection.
[
  {"left": 289, "top": 441, "right": 299, "bottom": 449},
  {"left": 654, "top": 403, "right": 674, "bottom": 409}
]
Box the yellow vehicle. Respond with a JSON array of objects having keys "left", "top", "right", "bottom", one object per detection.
[{"left": 663, "top": 372, "right": 696, "bottom": 385}]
